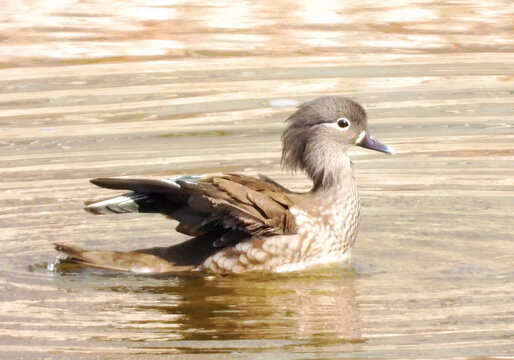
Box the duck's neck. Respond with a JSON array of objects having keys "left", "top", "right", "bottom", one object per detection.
[
  {"left": 304, "top": 144, "right": 356, "bottom": 195},
  {"left": 303, "top": 147, "right": 361, "bottom": 256}
]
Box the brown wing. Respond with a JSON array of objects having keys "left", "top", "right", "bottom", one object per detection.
[
  {"left": 87, "top": 173, "right": 298, "bottom": 242},
  {"left": 56, "top": 174, "right": 298, "bottom": 273}
]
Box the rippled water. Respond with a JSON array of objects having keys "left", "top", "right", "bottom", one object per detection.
[{"left": 1, "top": 0, "right": 513, "bottom": 359}]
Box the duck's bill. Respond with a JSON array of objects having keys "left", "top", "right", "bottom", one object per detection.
[{"left": 357, "top": 132, "right": 394, "bottom": 154}]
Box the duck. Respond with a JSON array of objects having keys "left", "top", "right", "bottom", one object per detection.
[{"left": 55, "top": 96, "right": 393, "bottom": 274}]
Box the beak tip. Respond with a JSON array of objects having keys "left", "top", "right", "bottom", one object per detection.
[{"left": 357, "top": 132, "right": 394, "bottom": 155}]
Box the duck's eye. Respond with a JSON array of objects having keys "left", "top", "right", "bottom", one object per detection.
[{"left": 336, "top": 117, "right": 350, "bottom": 129}]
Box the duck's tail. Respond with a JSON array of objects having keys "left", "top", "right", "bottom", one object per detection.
[{"left": 54, "top": 243, "right": 195, "bottom": 273}]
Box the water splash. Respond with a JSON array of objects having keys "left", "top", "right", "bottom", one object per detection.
[{"left": 47, "top": 253, "right": 64, "bottom": 272}]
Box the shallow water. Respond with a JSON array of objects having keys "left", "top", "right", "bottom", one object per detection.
[{"left": 1, "top": 0, "right": 513, "bottom": 359}]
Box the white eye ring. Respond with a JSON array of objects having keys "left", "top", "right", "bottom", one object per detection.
[
  {"left": 336, "top": 117, "right": 350, "bottom": 129},
  {"left": 322, "top": 118, "right": 352, "bottom": 131}
]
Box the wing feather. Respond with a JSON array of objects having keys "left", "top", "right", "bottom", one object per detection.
[{"left": 86, "top": 173, "right": 298, "bottom": 243}]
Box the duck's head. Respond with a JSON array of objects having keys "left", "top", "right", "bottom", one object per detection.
[{"left": 281, "top": 96, "right": 393, "bottom": 189}]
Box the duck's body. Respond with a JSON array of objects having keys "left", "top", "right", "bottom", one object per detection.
[{"left": 55, "top": 96, "right": 392, "bottom": 274}]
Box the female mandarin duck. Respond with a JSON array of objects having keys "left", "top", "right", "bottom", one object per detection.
[{"left": 55, "top": 96, "right": 393, "bottom": 274}]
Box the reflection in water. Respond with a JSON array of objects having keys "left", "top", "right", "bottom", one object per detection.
[
  {"left": 1, "top": 0, "right": 513, "bottom": 358},
  {"left": 51, "top": 267, "right": 362, "bottom": 354}
]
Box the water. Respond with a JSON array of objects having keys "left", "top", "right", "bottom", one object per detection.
[{"left": 1, "top": 0, "right": 513, "bottom": 359}]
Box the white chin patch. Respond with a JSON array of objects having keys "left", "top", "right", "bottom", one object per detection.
[{"left": 356, "top": 130, "right": 366, "bottom": 144}]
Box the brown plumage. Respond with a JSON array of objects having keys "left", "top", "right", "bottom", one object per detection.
[{"left": 55, "top": 96, "right": 393, "bottom": 274}]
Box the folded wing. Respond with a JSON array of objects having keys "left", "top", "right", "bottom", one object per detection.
[{"left": 85, "top": 173, "right": 297, "bottom": 245}]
